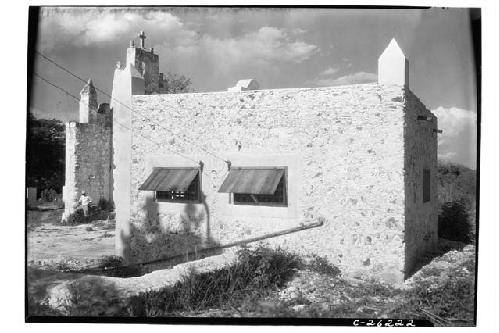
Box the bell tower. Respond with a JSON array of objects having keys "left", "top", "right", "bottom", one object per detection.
[
  {"left": 126, "top": 31, "right": 160, "bottom": 94},
  {"left": 79, "top": 78, "right": 98, "bottom": 123}
]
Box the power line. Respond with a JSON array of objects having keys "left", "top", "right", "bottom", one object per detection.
[
  {"left": 34, "top": 72, "right": 81, "bottom": 101},
  {"left": 35, "top": 50, "right": 230, "bottom": 165},
  {"left": 33, "top": 72, "right": 201, "bottom": 165}
]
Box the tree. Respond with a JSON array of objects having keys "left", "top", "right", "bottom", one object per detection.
[
  {"left": 26, "top": 110, "right": 65, "bottom": 193},
  {"left": 436, "top": 160, "right": 477, "bottom": 244},
  {"left": 25, "top": 72, "right": 195, "bottom": 194},
  {"left": 159, "top": 72, "right": 194, "bottom": 94}
]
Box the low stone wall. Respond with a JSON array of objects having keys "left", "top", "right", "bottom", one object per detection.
[{"left": 43, "top": 250, "right": 237, "bottom": 315}]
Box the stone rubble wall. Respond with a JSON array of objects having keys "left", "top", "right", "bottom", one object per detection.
[
  {"left": 44, "top": 250, "right": 238, "bottom": 315},
  {"left": 127, "top": 83, "right": 415, "bottom": 283},
  {"left": 403, "top": 89, "right": 439, "bottom": 276},
  {"left": 62, "top": 122, "right": 112, "bottom": 221}
]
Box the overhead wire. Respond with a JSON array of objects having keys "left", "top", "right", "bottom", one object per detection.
[
  {"left": 33, "top": 72, "right": 201, "bottom": 165},
  {"left": 35, "top": 50, "right": 230, "bottom": 166}
]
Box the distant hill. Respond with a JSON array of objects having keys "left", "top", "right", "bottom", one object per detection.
[{"left": 437, "top": 160, "right": 477, "bottom": 207}]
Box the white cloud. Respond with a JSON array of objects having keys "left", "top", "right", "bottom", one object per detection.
[
  {"left": 432, "top": 106, "right": 477, "bottom": 169},
  {"left": 39, "top": 8, "right": 196, "bottom": 50},
  {"left": 438, "top": 151, "right": 457, "bottom": 161},
  {"left": 308, "top": 71, "right": 377, "bottom": 87},
  {"left": 319, "top": 66, "right": 340, "bottom": 76},
  {"left": 170, "top": 26, "right": 318, "bottom": 67},
  {"left": 39, "top": 9, "right": 318, "bottom": 69}
]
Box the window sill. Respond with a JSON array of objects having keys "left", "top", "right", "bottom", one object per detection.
[{"left": 156, "top": 199, "right": 202, "bottom": 204}]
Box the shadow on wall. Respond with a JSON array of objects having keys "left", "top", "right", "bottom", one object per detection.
[
  {"left": 124, "top": 192, "right": 221, "bottom": 266},
  {"left": 404, "top": 199, "right": 472, "bottom": 278},
  {"left": 407, "top": 237, "right": 467, "bottom": 280}
]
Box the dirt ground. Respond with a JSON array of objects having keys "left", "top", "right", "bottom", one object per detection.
[
  {"left": 26, "top": 208, "right": 476, "bottom": 324},
  {"left": 27, "top": 209, "right": 115, "bottom": 263}
]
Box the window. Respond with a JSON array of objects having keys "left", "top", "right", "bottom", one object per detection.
[
  {"left": 423, "top": 168, "right": 430, "bottom": 203},
  {"left": 218, "top": 167, "right": 287, "bottom": 206},
  {"left": 234, "top": 174, "right": 286, "bottom": 205},
  {"left": 139, "top": 167, "right": 201, "bottom": 203},
  {"left": 156, "top": 173, "right": 200, "bottom": 202}
]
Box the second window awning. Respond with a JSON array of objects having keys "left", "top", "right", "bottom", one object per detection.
[
  {"left": 218, "top": 167, "right": 285, "bottom": 194},
  {"left": 139, "top": 167, "right": 199, "bottom": 191}
]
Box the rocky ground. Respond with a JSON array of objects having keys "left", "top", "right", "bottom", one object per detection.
[
  {"left": 27, "top": 209, "right": 476, "bottom": 325},
  {"left": 27, "top": 209, "right": 115, "bottom": 265},
  {"left": 171, "top": 239, "right": 476, "bottom": 326}
]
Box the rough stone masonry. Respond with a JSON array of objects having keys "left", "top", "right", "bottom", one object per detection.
[
  {"left": 66, "top": 35, "right": 438, "bottom": 284},
  {"left": 61, "top": 80, "right": 113, "bottom": 223}
]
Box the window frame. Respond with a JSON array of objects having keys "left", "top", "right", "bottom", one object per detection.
[
  {"left": 154, "top": 167, "right": 202, "bottom": 204},
  {"left": 423, "top": 168, "right": 431, "bottom": 203},
  {"left": 231, "top": 166, "right": 288, "bottom": 207}
]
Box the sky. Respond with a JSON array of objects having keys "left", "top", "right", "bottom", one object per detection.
[{"left": 30, "top": 7, "right": 478, "bottom": 169}]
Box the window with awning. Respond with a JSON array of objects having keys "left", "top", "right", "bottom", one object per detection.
[
  {"left": 139, "top": 167, "right": 201, "bottom": 202},
  {"left": 218, "top": 167, "right": 287, "bottom": 206}
]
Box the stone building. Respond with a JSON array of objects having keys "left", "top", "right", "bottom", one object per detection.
[
  {"left": 67, "top": 34, "right": 439, "bottom": 284},
  {"left": 61, "top": 79, "right": 113, "bottom": 222}
]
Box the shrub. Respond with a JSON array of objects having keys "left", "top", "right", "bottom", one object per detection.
[
  {"left": 126, "top": 246, "right": 302, "bottom": 316},
  {"left": 28, "top": 297, "right": 63, "bottom": 316},
  {"left": 97, "top": 255, "right": 123, "bottom": 269},
  {"left": 437, "top": 161, "right": 477, "bottom": 244},
  {"left": 60, "top": 205, "right": 109, "bottom": 226},
  {"left": 54, "top": 258, "right": 86, "bottom": 272},
  {"left": 306, "top": 255, "right": 341, "bottom": 277},
  {"left": 98, "top": 197, "right": 113, "bottom": 211},
  {"left": 438, "top": 200, "right": 473, "bottom": 243}
]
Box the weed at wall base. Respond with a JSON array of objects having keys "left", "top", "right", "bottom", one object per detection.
[{"left": 127, "top": 246, "right": 304, "bottom": 316}]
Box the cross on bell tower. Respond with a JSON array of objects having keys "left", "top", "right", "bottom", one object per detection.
[{"left": 138, "top": 31, "right": 146, "bottom": 49}]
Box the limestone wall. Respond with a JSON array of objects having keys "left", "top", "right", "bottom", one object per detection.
[
  {"left": 126, "top": 83, "right": 411, "bottom": 283},
  {"left": 403, "top": 89, "right": 439, "bottom": 276},
  {"left": 111, "top": 64, "right": 145, "bottom": 260},
  {"left": 62, "top": 122, "right": 112, "bottom": 221}
]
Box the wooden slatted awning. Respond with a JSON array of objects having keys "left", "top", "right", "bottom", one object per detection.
[
  {"left": 139, "top": 167, "right": 199, "bottom": 191},
  {"left": 218, "top": 167, "right": 285, "bottom": 194}
]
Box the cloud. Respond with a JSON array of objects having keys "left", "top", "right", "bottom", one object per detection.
[
  {"left": 39, "top": 9, "right": 318, "bottom": 68},
  {"left": 432, "top": 106, "right": 477, "bottom": 169},
  {"left": 438, "top": 151, "right": 457, "bottom": 160},
  {"left": 168, "top": 26, "right": 318, "bottom": 68},
  {"left": 319, "top": 66, "right": 340, "bottom": 76},
  {"left": 39, "top": 9, "right": 318, "bottom": 82},
  {"left": 290, "top": 28, "right": 307, "bottom": 35},
  {"left": 39, "top": 8, "right": 196, "bottom": 50},
  {"left": 307, "top": 71, "right": 377, "bottom": 87}
]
